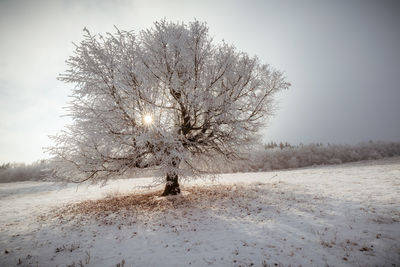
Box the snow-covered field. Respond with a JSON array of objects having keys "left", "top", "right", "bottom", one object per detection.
[{"left": 1, "top": 158, "right": 399, "bottom": 266}]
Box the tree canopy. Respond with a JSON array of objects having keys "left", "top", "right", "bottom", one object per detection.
[{"left": 47, "top": 20, "right": 290, "bottom": 195}]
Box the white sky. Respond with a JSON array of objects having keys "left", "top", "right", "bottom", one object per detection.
[{"left": 1, "top": 0, "right": 399, "bottom": 163}]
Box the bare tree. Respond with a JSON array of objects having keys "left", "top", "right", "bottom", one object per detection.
[{"left": 47, "top": 20, "right": 290, "bottom": 195}]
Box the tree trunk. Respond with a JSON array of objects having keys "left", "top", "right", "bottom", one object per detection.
[{"left": 161, "top": 173, "right": 181, "bottom": 196}]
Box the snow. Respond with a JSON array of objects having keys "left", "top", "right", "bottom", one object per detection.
[{"left": 1, "top": 158, "right": 399, "bottom": 266}]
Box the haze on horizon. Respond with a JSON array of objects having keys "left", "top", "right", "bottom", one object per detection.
[{"left": 1, "top": 0, "right": 399, "bottom": 163}]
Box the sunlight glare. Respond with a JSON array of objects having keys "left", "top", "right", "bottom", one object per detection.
[{"left": 143, "top": 114, "right": 153, "bottom": 125}]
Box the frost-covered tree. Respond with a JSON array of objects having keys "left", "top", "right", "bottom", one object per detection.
[{"left": 48, "top": 20, "right": 290, "bottom": 195}]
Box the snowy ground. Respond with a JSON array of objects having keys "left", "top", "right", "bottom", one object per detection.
[{"left": 1, "top": 158, "right": 399, "bottom": 266}]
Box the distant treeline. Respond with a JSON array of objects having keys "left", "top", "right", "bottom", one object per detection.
[
  {"left": 0, "top": 160, "right": 52, "bottom": 183},
  {"left": 226, "top": 141, "right": 400, "bottom": 173},
  {"left": 1, "top": 141, "right": 400, "bottom": 183}
]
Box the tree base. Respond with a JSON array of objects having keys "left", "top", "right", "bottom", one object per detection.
[{"left": 161, "top": 173, "right": 181, "bottom": 196}]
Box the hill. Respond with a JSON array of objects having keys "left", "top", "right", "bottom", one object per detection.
[{"left": 1, "top": 158, "right": 399, "bottom": 266}]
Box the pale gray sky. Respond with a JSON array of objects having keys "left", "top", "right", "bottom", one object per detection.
[{"left": 1, "top": 0, "right": 399, "bottom": 163}]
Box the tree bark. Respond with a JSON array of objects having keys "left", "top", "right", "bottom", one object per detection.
[{"left": 161, "top": 172, "right": 181, "bottom": 196}]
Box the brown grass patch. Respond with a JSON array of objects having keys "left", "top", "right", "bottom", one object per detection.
[{"left": 51, "top": 184, "right": 255, "bottom": 224}]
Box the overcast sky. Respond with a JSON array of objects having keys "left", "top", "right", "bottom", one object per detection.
[{"left": 1, "top": 0, "right": 399, "bottom": 163}]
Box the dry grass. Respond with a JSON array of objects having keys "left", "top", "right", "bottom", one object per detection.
[{"left": 50, "top": 184, "right": 256, "bottom": 224}]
